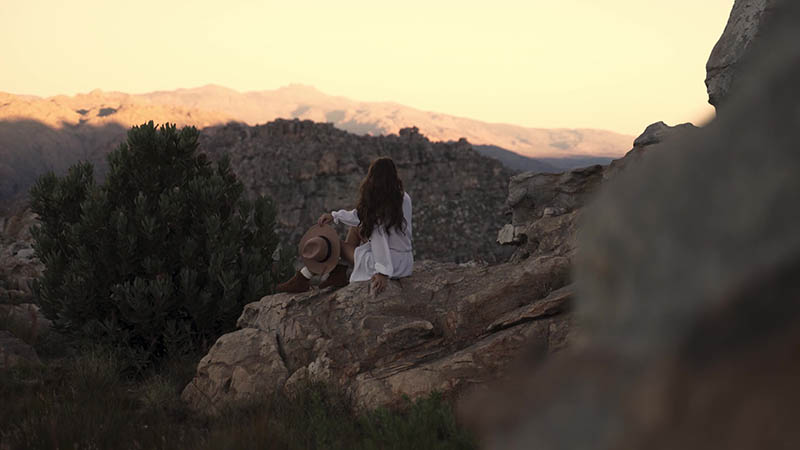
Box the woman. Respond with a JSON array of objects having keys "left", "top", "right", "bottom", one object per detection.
[{"left": 277, "top": 157, "right": 413, "bottom": 294}]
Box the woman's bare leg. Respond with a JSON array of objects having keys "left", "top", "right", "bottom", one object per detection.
[
  {"left": 345, "top": 226, "right": 361, "bottom": 245},
  {"left": 340, "top": 226, "right": 360, "bottom": 265}
]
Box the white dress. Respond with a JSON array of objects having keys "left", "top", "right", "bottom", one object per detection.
[{"left": 331, "top": 192, "right": 413, "bottom": 282}]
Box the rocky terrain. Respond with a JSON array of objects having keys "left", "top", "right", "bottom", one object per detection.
[
  {"left": 0, "top": 207, "right": 48, "bottom": 370},
  {"left": 4, "top": 1, "right": 794, "bottom": 447},
  {"left": 705, "top": 0, "right": 780, "bottom": 109},
  {"left": 182, "top": 5, "right": 800, "bottom": 447},
  {"left": 180, "top": 117, "right": 683, "bottom": 414},
  {"left": 464, "top": 1, "right": 800, "bottom": 449},
  {"left": 198, "top": 121, "right": 513, "bottom": 263}
]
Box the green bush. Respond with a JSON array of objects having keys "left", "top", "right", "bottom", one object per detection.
[{"left": 29, "top": 122, "right": 280, "bottom": 369}]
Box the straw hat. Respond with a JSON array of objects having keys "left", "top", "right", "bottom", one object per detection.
[{"left": 298, "top": 224, "right": 341, "bottom": 275}]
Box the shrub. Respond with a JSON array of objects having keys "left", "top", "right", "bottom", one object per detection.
[{"left": 30, "top": 122, "right": 280, "bottom": 369}]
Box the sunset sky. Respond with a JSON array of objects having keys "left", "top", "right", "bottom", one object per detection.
[{"left": 1, "top": 0, "right": 733, "bottom": 135}]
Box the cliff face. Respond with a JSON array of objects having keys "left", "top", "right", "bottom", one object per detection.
[
  {"left": 705, "top": 0, "right": 782, "bottom": 109},
  {"left": 497, "top": 121, "right": 697, "bottom": 264},
  {"left": 198, "top": 120, "right": 514, "bottom": 263}
]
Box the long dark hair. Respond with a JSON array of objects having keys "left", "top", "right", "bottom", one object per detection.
[{"left": 356, "top": 157, "right": 406, "bottom": 239}]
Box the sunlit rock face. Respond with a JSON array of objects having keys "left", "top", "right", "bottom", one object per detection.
[{"left": 705, "top": 0, "right": 782, "bottom": 109}]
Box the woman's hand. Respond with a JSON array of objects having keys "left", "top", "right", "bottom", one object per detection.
[
  {"left": 371, "top": 273, "right": 388, "bottom": 295},
  {"left": 318, "top": 213, "right": 334, "bottom": 226}
]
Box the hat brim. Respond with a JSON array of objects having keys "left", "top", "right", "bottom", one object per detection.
[{"left": 299, "top": 224, "right": 341, "bottom": 275}]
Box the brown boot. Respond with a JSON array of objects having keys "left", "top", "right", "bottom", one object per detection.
[
  {"left": 319, "top": 264, "right": 349, "bottom": 290},
  {"left": 276, "top": 270, "right": 311, "bottom": 293}
]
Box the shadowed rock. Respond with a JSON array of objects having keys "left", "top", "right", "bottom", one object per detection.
[
  {"left": 705, "top": 0, "right": 782, "bottom": 109},
  {"left": 182, "top": 257, "right": 573, "bottom": 413},
  {"left": 467, "top": 3, "right": 800, "bottom": 448}
]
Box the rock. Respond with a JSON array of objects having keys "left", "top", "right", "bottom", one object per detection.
[
  {"left": 0, "top": 330, "right": 40, "bottom": 369},
  {"left": 542, "top": 207, "right": 566, "bottom": 217},
  {"left": 631, "top": 121, "right": 697, "bottom": 148},
  {"left": 14, "top": 248, "right": 34, "bottom": 260},
  {"left": 182, "top": 257, "right": 573, "bottom": 413},
  {"left": 496, "top": 224, "right": 525, "bottom": 245},
  {"left": 199, "top": 120, "right": 513, "bottom": 264},
  {"left": 470, "top": 3, "right": 800, "bottom": 448},
  {"left": 0, "top": 208, "right": 43, "bottom": 299},
  {"left": 181, "top": 328, "right": 290, "bottom": 413},
  {"left": 502, "top": 120, "right": 693, "bottom": 263},
  {"left": 0, "top": 303, "right": 52, "bottom": 338},
  {"left": 604, "top": 121, "right": 698, "bottom": 180},
  {"left": 705, "top": 0, "right": 781, "bottom": 109}
]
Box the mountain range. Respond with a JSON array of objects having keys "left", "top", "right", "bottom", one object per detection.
[
  {"left": 138, "top": 84, "right": 633, "bottom": 160},
  {"left": 0, "top": 84, "right": 634, "bottom": 206}
]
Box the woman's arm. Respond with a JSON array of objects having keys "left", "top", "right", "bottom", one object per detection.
[{"left": 331, "top": 209, "right": 360, "bottom": 227}]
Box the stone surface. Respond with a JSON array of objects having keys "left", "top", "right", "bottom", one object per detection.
[
  {"left": 499, "top": 120, "right": 689, "bottom": 263},
  {"left": 199, "top": 121, "right": 514, "bottom": 263},
  {"left": 182, "top": 257, "right": 573, "bottom": 413},
  {"left": 470, "top": 4, "right": 800, "bottom": 448},
  {"left": 705, "top": 0, "right": 781, "bottom": 109},
  {"left": 0, "top": 303, "right": 52, "bottom": 338},
  {"left": 0, "top": 330, "right": 40, "bottom": 369},
  {"left": 0, "top": 208, "right": 42, "bottom": 302}
]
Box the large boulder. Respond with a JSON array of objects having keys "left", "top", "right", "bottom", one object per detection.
[
  {"left": 468, "top": 3, "right": 800, "bottom": 448},
  {"left": 705, "top": 0, "right": 782, "bottom": 109},
  {"left": 182, "top": 257, "right": 573, "bottom": 413}
]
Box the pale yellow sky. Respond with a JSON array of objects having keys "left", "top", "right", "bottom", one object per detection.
[{"left": 1, "top": 0, "right": 733, "bottom": 135}]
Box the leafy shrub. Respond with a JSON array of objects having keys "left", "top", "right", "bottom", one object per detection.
[{"left": 29, "top": 122, "right": 280, "bottom": 368}]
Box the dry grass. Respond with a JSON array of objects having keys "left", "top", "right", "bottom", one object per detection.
[{"left": 0, "top": 346, "right": 476, "bottom": 450}]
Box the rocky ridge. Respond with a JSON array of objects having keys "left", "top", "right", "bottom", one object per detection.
[
  {"left": 497, "top": 121, "right": 697, "bottom": 263},
  {"left": 705, "top": 0, "right": 781, "bottom": 109},
  {"left": 199, "top": 120, "right": 514, "bottom": 263}
]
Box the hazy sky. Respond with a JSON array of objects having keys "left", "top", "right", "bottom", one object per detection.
[{"left": 1, "top": 0, "right": 733, "bottom": 135}]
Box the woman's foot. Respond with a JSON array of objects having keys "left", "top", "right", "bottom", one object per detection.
[
  {"left": 319, "top": 264, "right": 349, "bottom": 290},
  {"left": 276, "top": 270, "right": 310, "bottom": 293}
]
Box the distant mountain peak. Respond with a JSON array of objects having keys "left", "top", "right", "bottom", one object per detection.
[{"left": 277, "top": 83, "right": 322, "bottom": 93}]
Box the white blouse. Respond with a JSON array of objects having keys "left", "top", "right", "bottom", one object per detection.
[{"left": 331, "top": 192, "right": 413, "bottom": 282}]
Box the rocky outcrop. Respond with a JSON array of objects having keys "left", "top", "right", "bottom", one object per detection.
[
  {"left": 705, "top": 0, "right": 781, "bottom": 108},
  {"left": 199, "top": 121, "right": 514, "bottom": 263},
  {"left": 0, "top": 330, "right": 40, "bottom": 369},
  {"left": 0, "top": 208, "right": 41, "bottom": 303},
  {"left": 468, "top": 4, "right": 800, "bottom": 448},
  {"left": 182, "top": 118, "right": 685, "bottom": 414},
  {"left": 497, "top": 121, "right": 697, "bottom": 262},
  {"left": 182, "top": 256, "right": 573, "bottom": 413}
]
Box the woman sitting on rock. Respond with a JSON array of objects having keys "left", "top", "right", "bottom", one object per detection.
[{"left": 277, "top": 156, "right": 413, "bottom": 295}]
